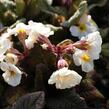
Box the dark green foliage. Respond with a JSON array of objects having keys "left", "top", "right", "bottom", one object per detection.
[{"left": 11, "top": 91, "right": 45, "bottom": 109}]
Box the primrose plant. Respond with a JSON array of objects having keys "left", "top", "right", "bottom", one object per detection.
[{"left": 0, "top": 12, "right": 102, "bottom": 90}]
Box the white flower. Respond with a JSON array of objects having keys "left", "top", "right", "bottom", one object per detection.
[
  {"left": 73, "top": 49, "right": 94, "bottom": 72},
  {"left": 28, "top": 20, "right": 54, "bottom": 37},
  {"left": 48, "top": 67, "right": 82, "bottom": 89},
  {"left": 81, "top": 31, "right": 102, "bottom": 60},
  {"left": 70, "top": 14, "right": 98, "bottom": 39},
  {"left": 8, "top": 22, "right": 31, "bottom": 36},
  {"left": 25, "top": 21, "right": 54, "bottom": 49},
  {"left": 0, "top": 62, "right": 23, "bottom": 87},
  {"left": 0, "top": 37, "right": 12, "bottom": 55},
  {"left": 5, "top": 53, "right": 18, "bottom": 65},
  {"left": 25, "top": 30, "right": 40, "bottom": 49}
]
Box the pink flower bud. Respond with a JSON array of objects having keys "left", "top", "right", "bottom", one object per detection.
[{"left": 57, "top": 58, "right": 68, "bottom": 69}]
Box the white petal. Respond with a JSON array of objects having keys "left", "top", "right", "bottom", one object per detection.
[
  {"left": 9, "top": 64, "right": 23, "bottom": 74},
  {"left": 70, "top": 26, "right": 79, "bottom": 37},
  {"left": 2, "top": 71, "right": 22, "bottom": 87},
  {"left": 82, "top": 61, "right": 94, "bottom": 72},
  {"left": 0, "top": 62, "right": 9, "bottom": 71},
  {"left": 48, "top": 67, "right": 82, "bottom": 89},
  {"left": 0, "top": 38, "right": 12, "bottom": 55},
  {"left": 79, "top": 13, "right": 88, "bottom": 24},
  {"left": 73, "top": 50, "right": 82, "bottom": 66},
  {"left": 25, "top": 39, "right": 34, "bottom": 49}
]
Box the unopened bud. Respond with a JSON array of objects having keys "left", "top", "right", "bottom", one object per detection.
[
  {"left": 57, "top": 58, "right": 68, "bottom": 69},
  {"left": 5, "top": 53, "right": 18, "bottom": 65}
]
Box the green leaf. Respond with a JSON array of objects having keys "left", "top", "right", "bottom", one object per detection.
[
  {"left": 15, "top": 0, "right": 26, "bottom": 17},
  {"left": 102, "top": 43, "right": 109, "bottom": 57}
]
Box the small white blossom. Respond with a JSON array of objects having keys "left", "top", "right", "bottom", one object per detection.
[
  {"left": 8, "top": 22, "right": 31, "bottom": 36},
  {"left": 73, "top": 49, "right": 94, "bottom": 72},
  {"left": 81, "top": 31, "right": 102, "bottom": 60},
  {"left": 48, "top": 67, "right": 82, "bottom": 89},
  {"left": 70, "top": 14, "right": 98, "bottom": 39},
  {"left": 5, "top": 53, "right": 18, "bottom": 65},
  {"left": 25, "top": 21, "right": 54, "bottom": 49},
  {"left": 0, "top": 37, "right": 12, "bottom": 55},
  {"left": 0, "top": 62, "right": 23, "bottom": 87},
  {"left": 28, "top": 20, "right": 54, "bottom": 37}
]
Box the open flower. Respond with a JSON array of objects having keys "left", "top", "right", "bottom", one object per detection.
[
  {"left": 73, "top": 49, "right": 94, "bottom": 72},
  {"left": 0, "top": 62, "right": 23, "bottom": 87},
  {"left": 25, "top": 21, "right": 54, "bottom": 49},
  {"left": 8, "top": 23, "right": 31, "bottom": 36},
  {"left": 48, "top": 67, "right": 82, "bottom": 89},
  {"left": 70, "top": 14, "right": 98, "bottom": 39},
  {"left": 80, "top": 31, "right": 102, "bottom": 60},
  {"left": 0, "top": 37, "right": 12, "bottom": 55}
]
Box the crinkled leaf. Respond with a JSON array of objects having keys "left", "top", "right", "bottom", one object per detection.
[
  {"left": 11, "top": 91, "right": 45, "bottom": 109},
  {"left": 79, "top": 79, "right": 104, "bottom": 100},
  {"left": 45, "top": 88, "right": 87, "bottom": 109},
  {"left": 34, "top": 63, "right": 51, "bottom": 91}
]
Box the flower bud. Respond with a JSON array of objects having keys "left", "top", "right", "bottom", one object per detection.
[
  {"left": 57, "top": 58, "right": 68, "bottom": 69},
  {"left": 5, "top": 53, "right": 18, "bottom": 65}
]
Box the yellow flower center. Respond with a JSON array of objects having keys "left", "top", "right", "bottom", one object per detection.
[
  {"left": 17, "top": 28, "right": 26, "bottom": 40},
  {"left": 17, "top": 28, "right": 26, "bottom": 34},
  {"left": 9, "top": 70, "right": 16, "bottom": 77},
  {"left": 78, "top": 23, "right": 87, "bottom": 32},
  {"left": 81, "top": 54, "right": 90, "bottom": 62}
]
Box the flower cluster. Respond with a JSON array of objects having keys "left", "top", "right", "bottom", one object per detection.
[
  {"left": 0, "top": 20, "right": 54, "bottom": 87},
  {"left": 0, "top": 15, "right": 102, "bottom": 89}
]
